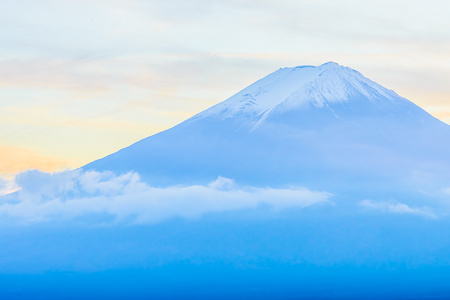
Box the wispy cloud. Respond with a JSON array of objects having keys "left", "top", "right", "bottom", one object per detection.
[
  {"left": 0, "top": 170, "right": 332, "bottom": 225},
  {"left": 358, "top": 199, "right": 437, "bottom": 219}
]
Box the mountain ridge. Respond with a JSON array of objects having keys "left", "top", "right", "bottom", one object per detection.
[
  {"left": 84, "top": 62, "right": 450, "bottom": 197},
  {"left": 192, "top": 62, "right": 402, "bottom": 124}
]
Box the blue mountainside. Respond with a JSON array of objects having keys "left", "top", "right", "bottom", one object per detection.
[{"left": 86, "top": 62, "right": 450, "bottom": 198}]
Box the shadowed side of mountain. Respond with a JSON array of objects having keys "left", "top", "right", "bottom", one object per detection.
[{"left": 83, "top": 62, "right": 450, "bottom": 198}]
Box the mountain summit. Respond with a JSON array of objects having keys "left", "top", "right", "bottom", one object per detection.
[
  {"left": 196, "top": 62, "right": 400, "bottom": 123},
  {"left": 85, "top": 63, "right": 450, "bottom": 198}
]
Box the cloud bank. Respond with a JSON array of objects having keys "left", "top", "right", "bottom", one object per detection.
[
  {"left": 359, "top": 199, "right": 437, "bottom": 219},
  {"left": 0, "top": 170, "right": 332, "bottom": 225}
]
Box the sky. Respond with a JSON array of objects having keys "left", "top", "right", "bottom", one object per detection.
[{"left": 1, "top": 0, "right": 450, "bottom": 175}]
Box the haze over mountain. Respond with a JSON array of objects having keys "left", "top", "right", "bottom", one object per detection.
[{"left": 85, "top": 62, "right": 450, "bottom": 201}]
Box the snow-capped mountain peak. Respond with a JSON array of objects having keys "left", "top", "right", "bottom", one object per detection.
[
  {"left": 84, "top": 62, "right": 450, "bottom": 191},
  {"left": 195, "top": 62, "right": 400, "bottom": 121}
]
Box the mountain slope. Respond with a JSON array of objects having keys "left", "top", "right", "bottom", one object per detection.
[{"left": 84, "top": 62, "right": 450, "bottom": 198}]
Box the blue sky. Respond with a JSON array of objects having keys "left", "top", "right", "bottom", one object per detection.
[{"left": 1, "top": 0, "right": 449, "bottom": 174}]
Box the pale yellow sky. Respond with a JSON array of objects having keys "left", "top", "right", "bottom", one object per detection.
[{"left": 1, "top": 0, "right": 449, "bottom": 175}]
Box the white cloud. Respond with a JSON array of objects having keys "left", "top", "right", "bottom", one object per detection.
[
  {"left": 0, "top": 170, "right": 332, "bottom": 224},
  {"left": 358, "top": 199, "right": 437, "bottom": 219},
  {"left": 0, "top": 175, "right": 19, "bottom": 196}
]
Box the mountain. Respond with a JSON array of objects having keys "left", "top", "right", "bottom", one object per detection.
[
  {"left": 84, "top": 62, "right": 450, "bottom": 199},
  {"left": 3, "top": 62, "right": 450, "bottom": 298}
]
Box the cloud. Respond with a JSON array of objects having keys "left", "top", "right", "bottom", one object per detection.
[
  {"left": 0, "top": 170, "right": 332, "bottom": 225},
  {"left": 358, "top": 199, "right": 437, "bottom": 219},
  {"left": 0, "top": 177, "right": 18, "bottom": 196}
]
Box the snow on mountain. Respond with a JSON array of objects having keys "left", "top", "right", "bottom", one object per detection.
[
  {"left": 84, "top": 62, "right": 450, "bottom": 200},
  {"left": 194, "top": 62, "right": 400, "bottom": 123}
]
